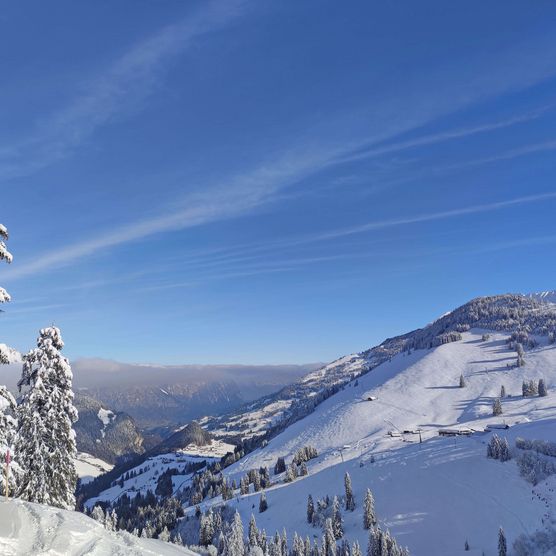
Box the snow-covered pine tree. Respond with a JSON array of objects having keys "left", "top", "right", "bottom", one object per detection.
[
  {"left": 344, "top": 472, "right": 355, "bottom": 511},
  {"left": 324, "top": 518, "right": 336, "bottom": 556},
  {"left": 500, "top": 385, "right": 506, "bottom": 398},
  {"left": 499, "top": 438, "right": 511, "bottom": 462},
  {"left": 538, "top": 378, "right": 548, "bottom": 397},
  {"left": 492, "top": 398, "right": 503, "bottom": 416},
  {"left": 16, "top": 326, "right": 78, "bottom": 509},
  {"left": 351, "top": 541, "right": 362, "bottom": 556},
  {"left": 249, "top": 514, "right": 259, "bottom": 548},
  {"left": 307, "top": 494, "right": 315, "bottom": 523},
  {"left": 487, "top": 434, "right": 501, "bottom": 459},
  {"left": 0, "top": 222, "right": 13, "bottom": 365},
  {"left": 159, "top": 526, "right": 171, "bottom": 542},
  {"left": 292, "top": 533, "right": 305, "bottom": 556},
  {"left": 0, "top": 222, "right": 12, "bottom": 309},
  {"left": 281, "top": 528, "right": 288, "bottom": 556},
  {"left": 226, "top": 511, "right": 245, "bottom": 556},
  {"left": 363, "top": 488, "right": 376, "bottom": 529},
  {"left": 259, "top": 492, "right": 268, "bottom": 513},
  {"left": 367, "top": 527, "right": 380, "bottom": 556},
  {"left": 498, "top": 527, "right": 507, "bottom": 556},
  {"left": 200, "top": 510, "right": 215, "bottom": 546},
  {"left": 305, "top": 536, "right": 312, "bottom": 556},
  {"left": 529, "top": 379, "right": 538, "bottom": 396},
  {"left": 91, "top": 505, "right": 105, "bottom": 525},
  {"left": 332, "top": 496, "right": 343, "bottom": 539},
  {"left": 0, "top": 385, "right": 18, "bottom": 495},
  {"left": 459, "top": 374, "right": 466, "bottom": 388}
]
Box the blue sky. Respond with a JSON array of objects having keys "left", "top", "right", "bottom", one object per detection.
[{"left": 2, "top": 0, "right": 556, "bottom": 364}]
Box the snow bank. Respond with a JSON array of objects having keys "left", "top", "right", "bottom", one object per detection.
[{"left": 0, "top": 497, "right": 197, "bottom": 555}]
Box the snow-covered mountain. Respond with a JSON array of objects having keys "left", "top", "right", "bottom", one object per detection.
[
  {"left": 527, "top": 290, "right": 556, "bottom": 305},
  {"left": 205, "top": 294, "right": 556, "bottom": 444},
  {"left": 73, "top": 393, "right": 145, "bottom": 464},
  {"left": 0, "top": 496, "right": 195, "bottom": 555},
  {"left": 71, "top": 359, "right": 319, "bottom": 429},
  {"left": 84, "top": 293, "right": 556, "bottom": 555}
]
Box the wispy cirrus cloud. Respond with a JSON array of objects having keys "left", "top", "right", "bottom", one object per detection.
[
  {"left": 336, "top": 106, "right": 551, "bottom": 165},
  {"left": 0, "top": 0, "right": 248, "bottom": 180},
  {"left": 6, "top": 26, "right": 556, "bottom": 282}
]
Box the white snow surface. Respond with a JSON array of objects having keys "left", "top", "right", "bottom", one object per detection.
[
  {"left": 75, "top": 452, "right": 113, "bottom": 485},
  {"left": 97, "top": 408, "right": 114, "bottom": 426},
  {"left": 0, "top": 497, "right": 196, "bottom": 555},
  {"left": 195, "top": 330, "right": 556, "bottom": 555}
]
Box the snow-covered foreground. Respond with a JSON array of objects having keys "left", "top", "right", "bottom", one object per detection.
[
  {"left": 204, "top": 330, "right": 556, "bottom": 555},
  {"left": 0, "top": 497, "right": 197, "bottom": 556}
]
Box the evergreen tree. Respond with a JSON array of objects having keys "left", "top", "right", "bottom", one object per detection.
[
  {"left": 91, "top": 505, "right": 105, "bottom": 525},
  {"left": 538, "top": 378, "right": 548, "bottom": 397},
  {"left": 307, "top": 494, "right": 315, "bottom": 523},
  {"left": 324, "top": 518, "right": 336, "bottom": 556},
  {"left": 332, "top": 496, "right": 343, "bottom": 539},
  {"left": 16, "top": 327, "right": 78, "bottom": 509},
  {"left": 0, "top": 385, "right": 18, "bottom": 495},
  {"left": 363, "top": 489, "right": 376, "bottom": 529},
  {"left": 292, "top": 533, "right": 305, "bottom": 556},
  {"left": 344, "top": 472, "right": 355, "bottom": 511},
  {"left": 459, "top": 374, "right": 466, "bottom": 388},
  {"left": 351, "top": 541, "right": 362, "bottom": 556},
  {"left": 500, "top": 385, "right": 506, "bottom": 398},
  {"left": 159, "top": 526, "right": 171, "bottom": 542},
  {"left": 226, "top": 511, "right": 245, "bottom": 556},
  {"left": 492, "top": 398, "right": 503, "bottom": 416},
  {"left": 200, "top": 510, "right": 215, "bottom": 546},
  {"left": 522, "top": 380, "right": 529, "bottom": 397},
  {"left": 259, "top": 492, "right": 268, "bottom": 513},
  {"left": 249, "top": 514, "right": 259, "bottom": 548},
  {"left": 274, "top": 457, "right": 286, "bottom": 475},
  {"left": 0, "top": 222, "right": 12, "bottom": 310},
  {"left": 498, "top": 527, "right": 507, "bottom": 556},
  {"left": 367, "top": 527, "right": 380, "bottom": 556},
  {"left": 465, "top": 540, "right": 469, "bottom": 551},
  {"left": 529, "top": 379, "right": 538, "bottom": 396}
]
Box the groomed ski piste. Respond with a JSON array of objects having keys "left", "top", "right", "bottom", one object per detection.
[
  {"left": 187, "top": 330, "right": 556, "bottom": 555},
  {"left": 0, "top": 496, "right": 196, "bottom": 556}
]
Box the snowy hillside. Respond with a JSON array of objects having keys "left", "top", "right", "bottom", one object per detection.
[
  {"left": 0, "top": 497, "right": 196, "bottom": 555},
  {"left": 528, "top": 291, "right": 556, "bottom": 305},
  {"left": 208, "top": 329, "right": 556, "bottom": 555},
  {"left": 205, "top": 294, "right": 556, "bottom": 445},
  {"left": 85, "top": 440, "right": 234, "bottom": 508},
  {"left": 79, "top": 294, "right": 556, "bottom": 554}
]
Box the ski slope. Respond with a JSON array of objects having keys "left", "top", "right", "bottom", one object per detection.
[
  {"left": 0, "top": 497, "right": 196, "bottom": 556},
  {"left": 205, "top": 330, "right": 556, "bottom": 555}
]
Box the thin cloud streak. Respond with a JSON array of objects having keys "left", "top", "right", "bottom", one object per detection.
[
  {"left": 446, "top": 138, "right": 556, "bottom": 170},
  {"left": 0, "top": 0, "right": 248, "bottom": 180},
  {"left": 313, "top": 192, "right": 556, "bottom": 241},
  {"left": 7, "top": 31, "right": 556, "bottom": 281},
  {"left": 336, "top": 106, "right": 550, "bottom": 165}
]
